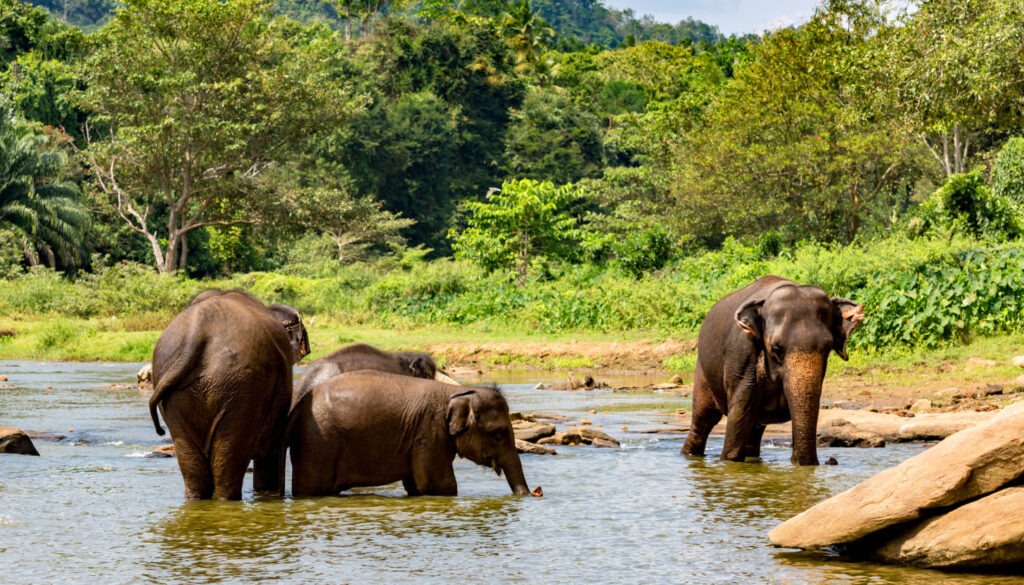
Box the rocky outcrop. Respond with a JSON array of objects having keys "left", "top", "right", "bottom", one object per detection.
[
  {"left": 512, "top": 419, "right": 556, "bottom": 443},
  {"left": 137, "top": 363, "right": 153, "bottom": 387},
  {"left": 769, "top": 400, "right": 1024, "bottom": 569},
  {"left": 0, "top": 427, "right": 40, "bottom": 455},
  {"left": 869, "top": 486, "right": 1024, "bottom": 568},
  {"left": 538, "top": 427, "right": 620, "bottom": 447},
  {"left": 515, "top": 439, "right": 556, "bottom": 455},
  {"left": 816, "top": 420, "right": 885, "bottom": 448}
]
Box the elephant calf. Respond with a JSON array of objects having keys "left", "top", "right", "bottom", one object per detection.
[{"left": 289, "top": 371, "right": 531, "bottom": 497}]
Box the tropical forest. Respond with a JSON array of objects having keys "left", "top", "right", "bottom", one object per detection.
[{"left": 1, "top": 0, "right": 1023, "bottom": 364}]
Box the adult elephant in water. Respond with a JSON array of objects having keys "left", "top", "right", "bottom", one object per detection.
[
  {"left": 289, "top": 371, "right": 531, "bottom": 497},
  {"left": 293, "top": 342, "right": 453, "bottom": 407},
  {"left": 149, "top": 289, "right": 310, "bottom": 500},
  {"left": 681, "top": 276, "right": 864, "bottom": 465}
]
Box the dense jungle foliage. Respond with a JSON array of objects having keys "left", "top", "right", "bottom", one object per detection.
[{"left": 2, "top": 0, "right": 1024, "bottom": 353}]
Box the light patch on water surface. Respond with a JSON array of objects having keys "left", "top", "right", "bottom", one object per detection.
[{"left": 0, "top": 514, "right": 20, "bottom": 526}]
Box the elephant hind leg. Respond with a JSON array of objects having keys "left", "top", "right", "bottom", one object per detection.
[
  {"left": 172, "top": 437, "right": 214, "bottom": 500},
  {"left": 681, "top": 367, "right": 721, "bottom": 457},
  {"left": 745, "top": 424, "right": 767, "bottom": 459},
  {"left": 210, "top": 437, "right": 255, "bottom": 501}
]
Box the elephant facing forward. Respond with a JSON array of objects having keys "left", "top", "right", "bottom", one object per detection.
[
  {"left": 289, "top": 371, "right": 531, "bottom": 497},
  {"left": 681, "top": 276, "right": 863, "bottom": 465},
  {"left": 150, "top": 289, "right": 309, "bottom": 500}
]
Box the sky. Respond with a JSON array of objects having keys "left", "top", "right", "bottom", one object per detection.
[{"left": 601, "top": 0, "right": 824, "bottom": 36}]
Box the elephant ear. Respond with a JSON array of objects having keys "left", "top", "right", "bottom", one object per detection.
[
  {"left": 447, "top": 390, "right": 476, "bottom": 435},
  {"left": 831, "top": 297, "right": 864, "bottom": 361},
  {"left": 409, "top": 356, "right": 435, "bottom": 379},
  {"left": 735, "top": 298, "right": 766, "bottom": 341},
  {"left": 268, "top": 304, "right": 310, "bottom": 362}
]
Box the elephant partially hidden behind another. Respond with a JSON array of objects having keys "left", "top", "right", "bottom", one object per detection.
[
  {"left": 293, "top": 342, "right": 446, "bottom": 408},
  {"left": 150, "top": 289, "right": 310, "bottom": 500},
  {"left": 289, "top": 371, "right": 532, "bottom": 497},
  {"left": 681, "top": 276, "right": 864, "bottom": 466}
]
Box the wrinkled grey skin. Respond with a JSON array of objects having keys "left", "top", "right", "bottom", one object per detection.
[
  {"left": 289, "top": 371, "right": 531, "bottom": 497},
  {"left": 150, "top": 290, "right": 310, "bottom": 500},
  {"left": 292, "top": 343, "right": 439, "bottom": 408},
  {"left": 681, "top": 276, "right": 863, "bottom": 465}
]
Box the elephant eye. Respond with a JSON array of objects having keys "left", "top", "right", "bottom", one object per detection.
[{"left": 771, "top": 344, "right": 784, "bottom": 360}]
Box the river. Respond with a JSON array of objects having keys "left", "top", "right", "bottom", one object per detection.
[{"left": 0, "top": 360, "right": 1018, "bottom": 584}]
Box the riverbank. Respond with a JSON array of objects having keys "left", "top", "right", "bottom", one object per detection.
[{"left": 2, "top": 315, "right": 1022, "bottom": 409}]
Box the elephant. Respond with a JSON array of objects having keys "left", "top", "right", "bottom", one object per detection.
[
  {"left": 288, "top": 370, "right": 532, "bottom": 497},
  {"left": 293, "top": 342, "right": 445, "bottom": 408},
  {"left": 149, "top": 289, "right": 310, "bottom": 500},
  {"left": 681, "top": 275, "right": 864, "bottom": 465}
]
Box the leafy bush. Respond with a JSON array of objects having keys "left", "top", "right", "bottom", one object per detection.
[
  {"left": 916, "top": 170, "right": 1021, "bottom": 239},
  {"left": 992, "top": 137, "right": 1024, "bottom": 207},
  {"left": 614, "top": 225, "right": 674, "bottom": 278}
]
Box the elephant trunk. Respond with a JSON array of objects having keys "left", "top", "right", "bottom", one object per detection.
[
  {"left": 499, "top": 452, "right": 531, "bottom": 496},
  {"left": 783, "top": 351, "right": 826, "bottom": 466}
]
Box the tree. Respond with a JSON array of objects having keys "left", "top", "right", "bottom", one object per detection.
[
  {"left": 0, "top": 101, "right": 88, "bottom": 268},
  {"left": 80, "top": 0, "right": 364, "bottom": 274},
  {"left": 500, "top": 0, "right": 555, "bottom": 78},
  {"left": 885, "top": 0, "right": 1024, "bottom": 177},
  {"left": 450, "top": 178, "right": 580, "bottom": 285}
]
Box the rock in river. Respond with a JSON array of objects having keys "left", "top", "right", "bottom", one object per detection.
[
  {"left": 869, "top": 486, "right": 1024, "bottom": 569},
  {"left": 816, "top": 420, "right": 885, "bottom": 448},
  {"left": 0, "top": 427, "right": 40, "bottom": 456},
  {"left": 538, "top": 427, "right": 620, "bottom": 447},
  {"left": 512, "top": 419, "right": 556, "bottom": 443},
  {"left": 769, "top": 400, "right": 1024, "bottom": 551}
]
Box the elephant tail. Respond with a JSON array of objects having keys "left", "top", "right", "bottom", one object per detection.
[{"left": 148, "top": 341, "right": 204, "bottom": 437}]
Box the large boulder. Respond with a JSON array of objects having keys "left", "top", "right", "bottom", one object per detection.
[
  {"left": 868, "top": 486, "right": 1024, "bottom": 568},
  {"left": 769, "top": 400, "right": 1024, "bottom": 550},
  {"left": 0, "top": 427, "right": 40, "bottom": 455}
]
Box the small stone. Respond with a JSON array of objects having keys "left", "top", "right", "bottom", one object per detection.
[
  {"left": 579, "top": 419, "right": 592, "bottom": 426},
  {"left": 825, "top": 457, "right": 838, "bottom": 465},
  {"left": 588, "top": 409, "right": 597, "bottom": 414},
  {"left": 966, "top": 357, "right": 998, "bottom": 368},
  {"left": 908, "top": 399, "right": 932, "bottom": 414},
  {"left": 621, "top": 425, "right": 629, "bottom": 431},
  {"left": 0, "top": 375, "right": 7, "bottom": 382},
  {"left": 1015, "top": 375, "right": 1024, "bottom": 387},
  {"left": 1011, "top": 355, "right": 1024, "bottom": 368},
  {"left": 0, "top": 427, "right": 40, "bottom": 456},
  {"left": 982, "top": 384, "right": 1004, "bottom": 396},
  {"left": 670, "top": 374, "right": 684, "bottom": 385},
  {"left": 531, "top": 486, "right": 543, "bottom": 497},
  {"left": 45, "top": 386, "right": 53, "bottom": 391},
  {"left": 146, "top": 444, "right": 176, "bottom": 458},
  {"left": 534, "top": 383, "right": 547, "bottom": 389}
]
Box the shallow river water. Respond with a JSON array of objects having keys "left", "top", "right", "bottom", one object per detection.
[{"left": 0, "top": 360, "right": 1019, "bottom": 584}]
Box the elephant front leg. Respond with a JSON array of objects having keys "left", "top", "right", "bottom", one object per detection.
[
  {"left": 410, "top": 449, "right": 458, "bottom": 496},
  {"left": 402, "top": 477, "right": 423, "bottom": 496},
  {"left": 721, "top": 381, "right": 759, "bottom": 462}
]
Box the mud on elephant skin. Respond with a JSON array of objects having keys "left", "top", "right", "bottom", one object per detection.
[
  {"left": 149, "top": 289, "right": 310, "bottom": 500},
  {"left": 288, "top": 371, "right": 532, "bottom": 497},
  {"left": 681, "top": 275, "right": 864, "bottom": 465},
  {"left": 293, "top": 342, "right": 450, "bottom": 407}
]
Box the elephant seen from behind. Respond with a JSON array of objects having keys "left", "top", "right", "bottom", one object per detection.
[
  {"left": 289, "top": 371, "right": 532, "bottom": 497},
  {"left": 681, "top": 275, "right": 863, "bottom": 465},
  {"left": 150, "top": 289, "right": 310, "bottom": 500}
]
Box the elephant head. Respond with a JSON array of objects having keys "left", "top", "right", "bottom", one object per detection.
[
  {"left": 446, "top": 387, "right": 531, "bottom": 496},
  {"left": 268, "top": 304, "right": 310, "bottom": 363},
  {"left": 398, "top": 352, "right": 438, "bottom": 380},
  {"left": 735, "top": 285, "right": 863, "bottom": 465}
]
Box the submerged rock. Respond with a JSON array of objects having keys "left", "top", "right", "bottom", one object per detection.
[
  {"left": 816, "top": 421, "right": 885, "bottom": 448},
  {"left": 145, "top": 444, "right": 176, "bottom": 458},
  {"left": 516, "top": 439, "right": 556, "bottom": 455},
  {"left": 512, "top": 420, "right": 556, "bottom": 443},
  {"left": 538, "top": 427, "right": 620, "bottom": 447},
  {"left": 769, "top": 400, "right": 1024, "bottom": 551},
  {"left": 0, "top": 427, "right": 40, "bottom": 456}
]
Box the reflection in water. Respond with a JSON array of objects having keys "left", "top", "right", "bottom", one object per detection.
[
  {"left": 148, "top": 494, "right": 523, "bottom": 584},
  {"left": 685, "top": 458, "right": 832, "bottom": 523}
]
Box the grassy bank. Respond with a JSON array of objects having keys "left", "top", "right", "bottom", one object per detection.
[{"left": 1, "top": 234, "right": 1023, "bottom": 379}]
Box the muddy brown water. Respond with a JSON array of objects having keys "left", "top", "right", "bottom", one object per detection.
[{"left": 0, "top": 360, "right": 1019, "bottom": 584}]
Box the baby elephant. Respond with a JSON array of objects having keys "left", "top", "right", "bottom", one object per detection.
[{"left": 289, "top": 371, "right": 531, "bottom": 497}]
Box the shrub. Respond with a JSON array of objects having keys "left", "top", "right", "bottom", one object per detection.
[{"left": 992, "top": 136, "right": 1024, "bottom": 207}]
